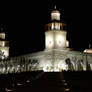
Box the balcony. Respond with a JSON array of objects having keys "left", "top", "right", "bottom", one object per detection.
[
  {"left": 45, "top": 22, "right": 66, "bottom": 31},
  {"left": 0, "top": 41, "right": 9, "bottom": 47}
]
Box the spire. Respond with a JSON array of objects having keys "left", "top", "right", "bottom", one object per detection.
[
  {"left": 89, "top": 43, "right": 91, "bottom": 49},
  {"left": 54, "top": 5, "right": 56, "bottom": 9}
]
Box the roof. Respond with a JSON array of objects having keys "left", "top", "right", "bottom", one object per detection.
[{"left": 51, "top": 10, "right": 60, "bottom": 13}]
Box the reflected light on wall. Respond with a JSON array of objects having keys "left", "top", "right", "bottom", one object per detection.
[
  {"left": 56, "top": 34, "right": 65, "bottom": 47},
  {"left": 84, "top": 49, "right": 92, "bottom": 53},
  {"left": 66, "top": 40, "right": 69, "bottom": 47},
  {"left": 46, "top": 35, "right": 54, "bottom": 49}
]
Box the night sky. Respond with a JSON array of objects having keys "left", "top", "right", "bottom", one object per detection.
[{"left": 0, "top": 0, "right": 92, "bottom": 57}]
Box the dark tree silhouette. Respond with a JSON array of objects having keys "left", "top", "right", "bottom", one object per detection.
[{"left": 65, "top": 58, "right": 74, "bottom": 71}]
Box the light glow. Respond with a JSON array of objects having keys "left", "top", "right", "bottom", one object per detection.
[
  {"left": 56, "top": 32, "right": 66, "bottom": 48},
  {"left": 66, "top": 40, "right": 69, "bottom": 47},
  {"left": 84, "top": 49, "right": 92, "bottom": 53},
  {"left": 0, "top": 33, "right": 5, "bottom": 39},
  {"left": 46, "top": 33, "right": 54, "bottom": 49}
]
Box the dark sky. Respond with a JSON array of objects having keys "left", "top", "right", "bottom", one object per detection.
[{"left": 0, "top": 0, "right": 92, "bottom": 57}]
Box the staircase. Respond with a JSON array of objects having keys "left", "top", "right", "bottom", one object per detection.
[{"left": 13, "top": 72, "right": 71, "bottom": 92}]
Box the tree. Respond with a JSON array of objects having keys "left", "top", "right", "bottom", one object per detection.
[
  {"left": 65, "top": 58, "right": 74, "bottom": 71},
  {"left": 78, "top": 60, "right": 83, "bottom": 71}
]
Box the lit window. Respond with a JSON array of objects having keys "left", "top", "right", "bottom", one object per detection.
[{"left": 55, "top": 23, "right": 60, "bottom": 30}]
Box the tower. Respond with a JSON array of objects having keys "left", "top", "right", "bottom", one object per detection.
[
  {"left": 45, "top": 6, "right": 68, "bottom": 50},
  {"left": 0, "top": 29, "right": 9, "bottom": 59}
]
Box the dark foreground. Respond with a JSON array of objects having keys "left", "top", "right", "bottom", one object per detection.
[{"left": 0, "top": 71, "right": 92, "bottom": 92}]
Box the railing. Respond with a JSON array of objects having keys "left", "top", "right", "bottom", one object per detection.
[
  {"left": 0, "top": 58, "right": 39, "bottom": 74},
  {"left": 0, "top": 41, "right": 9, "bottom": 47}
]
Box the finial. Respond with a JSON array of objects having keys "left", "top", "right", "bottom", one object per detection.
[{"left": 54, "top": 5, "right": 56, "bottom": 9}]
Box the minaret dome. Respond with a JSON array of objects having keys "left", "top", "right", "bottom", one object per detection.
[
  {"left": 45, "top": 7, "right": 68, "bottom": 50},
  {"left": 51, "top": 5, "right": 60, "bottom": 21}
]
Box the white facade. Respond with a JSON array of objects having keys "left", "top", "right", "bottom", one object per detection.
[
  {"left": 45, "top": 31, "right": 67, "bottom": 50},
  {"left": 0, "top": 32, "right": 9, "bottom": 59}
]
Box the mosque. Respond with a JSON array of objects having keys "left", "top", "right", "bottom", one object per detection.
[{"left": 0, "top": 6, "right": 92, "bottom": 73}]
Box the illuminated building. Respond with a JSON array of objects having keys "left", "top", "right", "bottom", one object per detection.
[
  {"left": 0, "top": 31, "right": 9, "bottom": 59},
  {"left": 0, "top": 6, "right": 92, "bottom": 74},
  {"left": 15, "top": 6, "right": 92, "bottom": 72}
]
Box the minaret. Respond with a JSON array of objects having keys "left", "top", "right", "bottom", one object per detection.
[
  {"left": 45, "top": 6, "right": 68, "bottom": 50},
  {"left": 0, "top": 28, "right": 9, "bottom": 59},
  {"left": 84, "top": 43, "right": 92, "bottom": 53}
]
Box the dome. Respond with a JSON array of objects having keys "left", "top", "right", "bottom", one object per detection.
[
  {"left": 84, "top": 44, "right": 92, "bottom": 53},
  {"left": 51, "top": 10, "right": 60, "bottom": 13},
  {"left": 51, "top": 6, "right": 60, "bottom": 21},
  {"left": 84, "top": 49, "right": 92, "bottom": 53}
]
